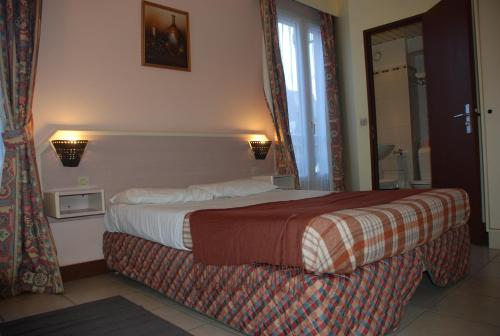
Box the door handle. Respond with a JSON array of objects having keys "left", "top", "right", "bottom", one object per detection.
[
  {"left": 454, "top": 108, "right": 481, "bottom": 118},
  {"left": 453, "top": 105, "right": 472, "bottom": 134},
  {"left": 464, "top": 104, "right": 472, "bottom": 134}
]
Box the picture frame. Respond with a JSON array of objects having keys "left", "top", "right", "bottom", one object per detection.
[{"left": 141, "top": 1, "right": 191, "bottom": 71}]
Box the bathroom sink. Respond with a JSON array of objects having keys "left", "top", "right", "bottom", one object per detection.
[{"left": 378, "top": 144, "right": 395, "bottom": 160}]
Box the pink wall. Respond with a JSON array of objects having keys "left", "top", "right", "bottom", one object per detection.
[{"left": 33, "top": 0, "right": 274, "bottom": 144}]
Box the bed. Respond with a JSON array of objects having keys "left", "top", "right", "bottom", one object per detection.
[{"left": 103, "top": 186, "right": 470, "bottom": 335}]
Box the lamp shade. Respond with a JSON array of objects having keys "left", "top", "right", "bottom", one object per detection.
[
  {"left": 51, "top": 140, "right": 88, "bottom": 167},
  {"left": 249, "top": 140, "right": 272, "bottom": 160}
]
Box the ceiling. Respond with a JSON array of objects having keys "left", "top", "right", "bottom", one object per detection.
[{"left": 371, "top": 22, "right": 423, "bottom": 45}]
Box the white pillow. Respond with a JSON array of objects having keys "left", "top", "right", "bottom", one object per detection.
[
  {"left": 109, "top": 188, "right": 213, "bottom": 204},
  {"left": 188, "top": 179, "right": 278, "bottom": 198}
]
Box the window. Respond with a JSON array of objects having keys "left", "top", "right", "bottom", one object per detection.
[{"left": 277, "top": 1, "right": 330, "bottom": 190}]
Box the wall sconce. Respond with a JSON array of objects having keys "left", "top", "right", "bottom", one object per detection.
[
  {"left": 51, "top": 140, "right": 88, "bottom": 167},
  {"left": 249, "top": 140, "right": 272, "bottom": 160}
]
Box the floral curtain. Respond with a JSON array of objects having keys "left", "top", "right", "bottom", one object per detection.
[
  {"left": 260, "top": 0, "right": 300, "bottom": 189},
  {"left": 320, "top": 13, "right": 344, "bottom": 191},
  {"left": 0, "top": 0, "right": 63, "bottom": 297}
]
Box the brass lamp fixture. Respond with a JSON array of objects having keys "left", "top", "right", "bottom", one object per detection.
[
  {"left": 51, "top": 139, "right": 88, "bottom": 167},
  {"left": 249, "top": 140, "right": 272, "bottom": 160}
]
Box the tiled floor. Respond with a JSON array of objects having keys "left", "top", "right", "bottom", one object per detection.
[{"left": 1, "top": 246, "right": 499, "bottom": 335}]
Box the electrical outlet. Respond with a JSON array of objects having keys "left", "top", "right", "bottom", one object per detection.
[{"left": 78, "top": 176, "right": 90, "bottom": 187}]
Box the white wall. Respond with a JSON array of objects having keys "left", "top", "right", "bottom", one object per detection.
[
  {"left": 475, "top": 0, "right": 500, "bottom": 247},
  {"left": 335, "top": 0, "right": 439, "bottom": 190},
  {"left": 375, "top": 67, "right": 413, "bottom": 187},
  {"left": 406, "top": 36, "right": 429, "bottom": 145},
  {"left": 372, "top": 39, "right": 407, "bottom": 72}
]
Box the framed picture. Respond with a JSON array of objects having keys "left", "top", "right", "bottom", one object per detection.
[{"left": 142, "top": 1, "right": 190, "bottom": 71}]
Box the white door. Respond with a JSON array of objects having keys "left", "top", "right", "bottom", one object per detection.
[{"left": 477, "top": 0, "right": 500, "bottom": 234}]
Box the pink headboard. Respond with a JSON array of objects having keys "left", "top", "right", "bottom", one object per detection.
[{"left": 39, "top": 133, "right": 275, "bottom": 201}]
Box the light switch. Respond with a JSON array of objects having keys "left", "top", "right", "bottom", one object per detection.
[
  {"left": 78, "top": 176, "right": 90, "bottom": 187},
  {"left": 360, "top": 118, "right": 368, "bottom": 127}
]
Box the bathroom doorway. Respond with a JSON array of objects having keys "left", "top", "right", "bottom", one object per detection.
[
  {"left": 364, "top": 16, "right": 430, "bottom": 190},
  {"left": 364, "top": 0, "right": 486, "bottom": 245}
]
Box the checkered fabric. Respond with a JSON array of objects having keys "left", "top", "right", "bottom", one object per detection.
[
  {"left": 182, "top": 189, "right": 469, "bottom": 274},
  {"left": 103, "top": 225, "right": 469, "bottom": 336}
]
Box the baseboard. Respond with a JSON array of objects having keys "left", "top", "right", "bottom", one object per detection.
[
  {"left": 60, "top": 259, "right": 109, "bottom": 282},
  {"left": 489, "top": 230, "right": 500, "bottom": 249}
]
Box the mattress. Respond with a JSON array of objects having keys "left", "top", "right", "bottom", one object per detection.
[
  {"left": 105, "top": 190, "right": 328, "bottom": 251},
  {"left": 105, "top": 188, "right": 470, "bottom": 274}
]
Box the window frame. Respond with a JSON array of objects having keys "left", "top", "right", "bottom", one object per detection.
[{"left": 277, "top": 1, "right": 332, "bottom": 190}]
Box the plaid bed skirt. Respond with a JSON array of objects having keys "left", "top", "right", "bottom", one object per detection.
[{"left": 103, "top": 225, "right": 469, "bottom": 335}]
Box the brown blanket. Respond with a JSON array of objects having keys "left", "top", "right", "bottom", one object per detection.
[{"left": 189, "top": 189, "right": 426, "bottom": 268}]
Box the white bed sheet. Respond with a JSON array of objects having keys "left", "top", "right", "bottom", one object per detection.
[{"left": 104, "top": 189, "right": 329, "bottom": 251}]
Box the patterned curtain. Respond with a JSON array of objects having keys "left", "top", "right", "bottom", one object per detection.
[
  {"left": 0, "top": 0, "right": 63, "bottom": 297},
  {"left": 320, "top": 13, "right": 344, "bottom": 191},
  {"left": 260, "top": 0, "right": 300, "bottom": 189}
]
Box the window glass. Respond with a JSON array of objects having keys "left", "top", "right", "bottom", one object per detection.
[
  {"left": 278, "top": 18, "right": 309, "bottom": 186},
  {"left": 277, "top": 2, "right": 330, "bottom": 190}
]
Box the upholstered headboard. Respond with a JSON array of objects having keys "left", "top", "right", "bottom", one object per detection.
[{"left": 39, "top": 130, "right": 275, "bottom": 199}]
